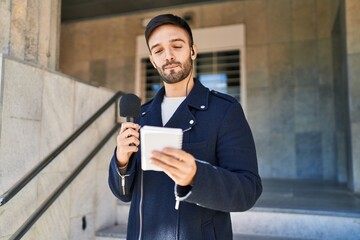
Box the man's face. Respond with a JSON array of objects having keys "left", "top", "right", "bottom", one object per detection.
[{"left": 148, "top": 25, "right": 194, "bottom": 84}]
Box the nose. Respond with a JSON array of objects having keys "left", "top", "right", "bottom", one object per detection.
[{"left": 164, "top": 48, "right": 174, "bottom": 62}]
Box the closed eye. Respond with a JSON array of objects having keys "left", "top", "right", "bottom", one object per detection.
[{"left": 153, "top": 49, "right": 163, "bottom": 54}]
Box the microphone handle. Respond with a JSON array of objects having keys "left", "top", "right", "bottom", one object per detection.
[
  {"left": 125, "top": 116, "right": 135, "bottom": 146},
  {"left": 126, "top": 116, "right": 135, "bottom": 123}
]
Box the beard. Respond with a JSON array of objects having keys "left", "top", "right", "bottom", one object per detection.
[{"left": 157, "top": 56, "right": 193, "bottom": 84}]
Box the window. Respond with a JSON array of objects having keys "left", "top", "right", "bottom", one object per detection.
[
  {"left": 196, "top": 50, "right": 241, "bottom": 101},
  {"left": 142, "top": 58, "right": 161, "bottom": 101}
]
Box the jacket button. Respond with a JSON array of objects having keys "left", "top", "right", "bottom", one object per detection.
[
  {"left": 200, "top": 105, "right": 205, "bottom": 109},
  {"left": 189, "top": 120, "right": 194, "bottom": 124}
]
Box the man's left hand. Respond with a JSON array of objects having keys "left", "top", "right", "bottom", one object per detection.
[{"left": 150, "top": 148, "right": 197, "bottom": 186}]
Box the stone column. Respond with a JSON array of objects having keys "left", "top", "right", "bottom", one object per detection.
[
  {"left": 345, "top": 0, "right": 360, "bottom": 193},
  {"left": 0, "top": 0, "right": 61, "bottom": 70}
]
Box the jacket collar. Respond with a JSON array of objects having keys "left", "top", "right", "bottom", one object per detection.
[
  {"left": 145, "top": 78, "right": 209, "bottom": 112},
  {"left": 140, "top": 78, "right": 209, "bottom": 129},
  {"left": 185, "top": 78, "right": 209, "bottom": 110}
]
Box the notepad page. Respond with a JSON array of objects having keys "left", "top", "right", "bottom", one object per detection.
[{"left": 140, "top": 126, "right": 183, "bottom": 171}]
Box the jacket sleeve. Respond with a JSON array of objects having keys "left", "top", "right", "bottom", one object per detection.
[
  {"left": 177, "top": 102, "right": 262, "bottom": 212},
  {"left": 108, "top": 148, "right": 137, "bottom": 202}
]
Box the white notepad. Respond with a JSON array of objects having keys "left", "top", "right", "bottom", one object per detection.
[{"left": 140, "top": 125, "right": 183, "bottom": 171}]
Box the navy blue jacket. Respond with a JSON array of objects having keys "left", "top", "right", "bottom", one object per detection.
[{"left": 109, "top": 79, "right": 262, "bottom": 240}]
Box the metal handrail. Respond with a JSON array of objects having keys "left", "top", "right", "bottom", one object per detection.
[
  {"left": 0, "top": 91, "right": 123, "bottom": 206},
  {"left": 9, "top": 122, "right": 121, "bottom": 240}
]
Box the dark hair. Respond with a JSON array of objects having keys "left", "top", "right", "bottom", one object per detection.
[{"left": 145, "top": 14, "right": 194, "bottom": 50}]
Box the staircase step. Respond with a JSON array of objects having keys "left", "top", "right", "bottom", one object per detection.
[
  {"left": 95, "top": 224, "right": 304, "bottom": 240},
  {"left": 96, "top": 224, "right": 127, "bottom": 240},
  {"left": 231, "top": 209, "right": 360, "bottom": 240},
  {"left": 233, "top": 234, "right": 305, "bottom": 240},
  {"left": 231, "top": 179, "right": 360, "bottom": 240}
]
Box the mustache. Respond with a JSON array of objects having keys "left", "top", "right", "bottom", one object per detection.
[{"left": 162, "top": 61, "right": 181, "bottom": 70}]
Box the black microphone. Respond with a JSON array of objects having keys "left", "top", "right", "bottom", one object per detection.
[
  {"left": 119, "top": 93, "right": 141, "bottom": 122},
  {"left": 120, "top": 93, "right": 141, "bottom": 146}
]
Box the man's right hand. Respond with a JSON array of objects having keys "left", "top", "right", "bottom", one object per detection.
[{"left": 116, "top": 122, "right": 140, "bottom": 168}]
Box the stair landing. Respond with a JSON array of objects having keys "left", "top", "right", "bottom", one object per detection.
[{"left": 96, "top": 179, "right": 360, "bottom": 240}]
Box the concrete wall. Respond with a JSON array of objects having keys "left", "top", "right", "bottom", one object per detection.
[
  {"left": 60, "top": 0, "right": 344, "bottom": 181},
  {"left": 0, "top": 0, "right": 61, "bottom": 69},
  {"left": 0, "top": 54, "right": 118, "bottom": 240},
  {"left": 345, "top": 0, "right": 360, "bottom": 192}
]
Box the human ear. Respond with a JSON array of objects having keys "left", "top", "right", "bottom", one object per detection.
[{"left": 190, "top": 45, "right": 198, "bottom": 60}]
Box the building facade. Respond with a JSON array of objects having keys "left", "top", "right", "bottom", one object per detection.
[{"left": 60, "top": 0, "right": 360, "bottom": 191}]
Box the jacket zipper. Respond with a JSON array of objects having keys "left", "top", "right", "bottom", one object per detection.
[
  {"left": 175, "top": 196, "right": 180, "bottom": 210},
  {"left": 182, "top": 127, "right": 192, "bottom": 133},
  {"left": 176, "top": 198, "right": 180, "bottom": 240},
  {"left": 119, "top": 171, "right": 143, "bottom": 239},
  {"left": 138, "top": 170, "right": 144, "bottom": 240},
  {"left": 119, "top": 170, "right": 130, "bottom": 195},
  {"left": 173, "top": 126, "right": 190, "bottom": 239},
  {"left": 120, "top": 174, "right": 128, "bottom": 195}
]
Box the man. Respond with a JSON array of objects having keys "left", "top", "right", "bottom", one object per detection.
[{"left": 108, "top": 14, "right": 262, "bottom": 240}]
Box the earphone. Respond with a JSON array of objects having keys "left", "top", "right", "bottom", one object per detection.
[{"left": 190, "top": 46, "right": 196, "bottom": 60}]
